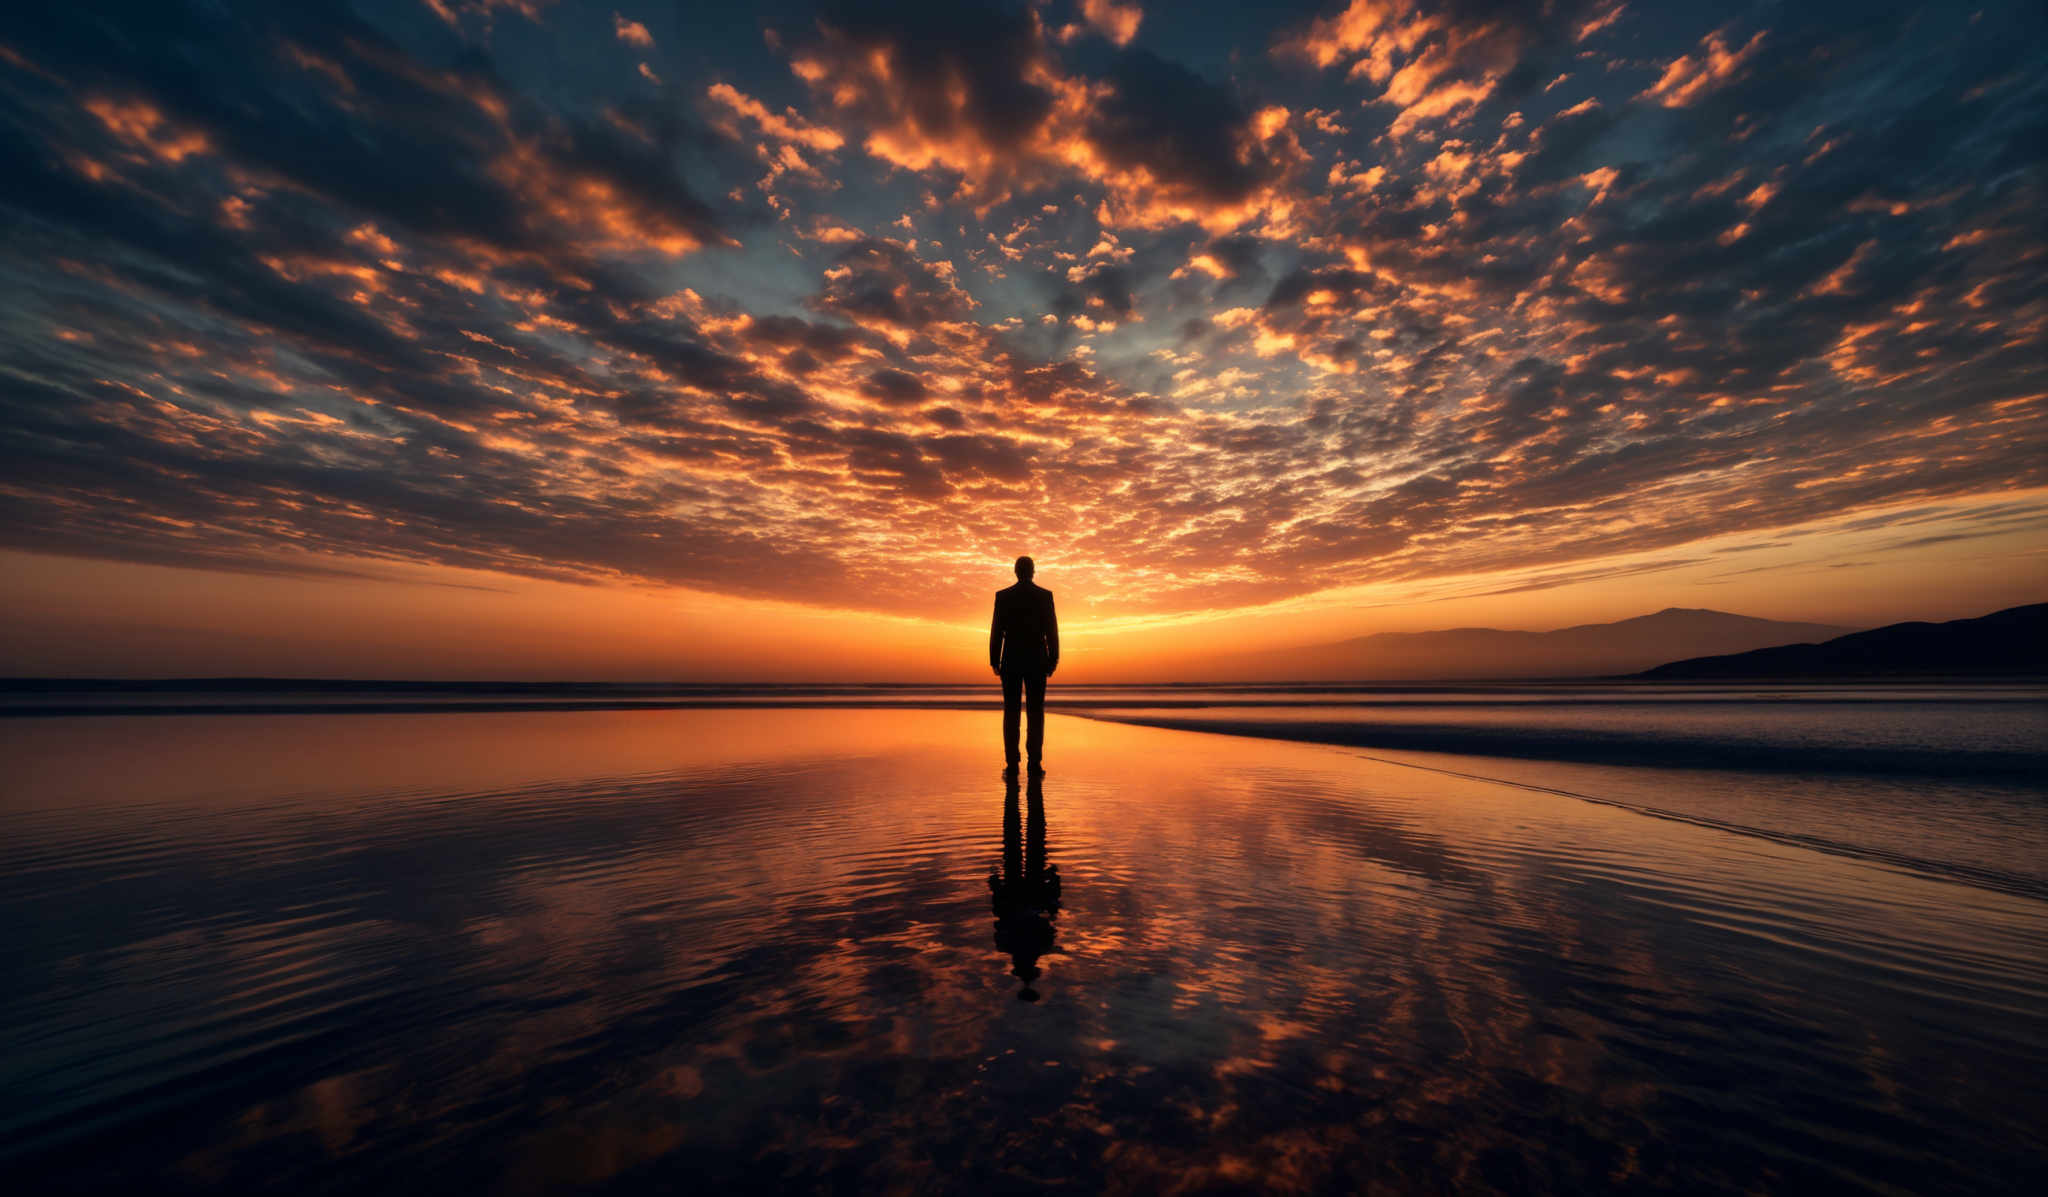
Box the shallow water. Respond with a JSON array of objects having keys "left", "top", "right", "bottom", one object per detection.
[
  {"left": 3, "top": 708, "right": 2044, "bottom": 1192},
  {"left": 1080, "top": 689, "right": 2048, "bottom": 897}
]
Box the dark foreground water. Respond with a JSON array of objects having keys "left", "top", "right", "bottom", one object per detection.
[{"left": 3, "top": 706, "right": 2045, "bottom": 1193}]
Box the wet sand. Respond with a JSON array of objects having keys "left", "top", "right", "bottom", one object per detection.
[{"left": 3, "top": 708, "right": 2044, "bottom": 1192}]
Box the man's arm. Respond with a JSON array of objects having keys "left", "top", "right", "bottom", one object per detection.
[
  {"left": 989, "top": 595, "right": 1004, "bottom": 675},
  {"left": 1044, "top": 592, "right": 1058, "bottom": 676}
]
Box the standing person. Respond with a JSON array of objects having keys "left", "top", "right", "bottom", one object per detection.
[{"left": 989, "top": 556, "right": 1058, "bottom": 773}]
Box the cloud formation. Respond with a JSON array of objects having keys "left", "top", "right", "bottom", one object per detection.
[{"left": 0, "top": 0, "right": 2041, "bottom": 623}]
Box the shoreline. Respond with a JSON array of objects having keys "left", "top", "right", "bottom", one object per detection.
[
  {"left": 1062, "top": 709, "right": 2047, "bottom": 779},
  {"left": 4, "top": 677, "right": 2042, "bottom": 720}
]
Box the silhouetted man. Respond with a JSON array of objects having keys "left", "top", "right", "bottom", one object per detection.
[{"left": 989, "top": 555, "right": 1058, "bottom": 773}]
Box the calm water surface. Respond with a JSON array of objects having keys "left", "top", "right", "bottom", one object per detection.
[
  {"left": 2, "top": 706, "right": 2044, "bottom": 1193},
  {"left": 1081, "top": 684, "right": 2048, "bottom": 896}
]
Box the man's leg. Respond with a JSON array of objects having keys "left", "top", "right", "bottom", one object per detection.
[
  {"left": 1024, "top": 672, "right": 1046, "bottom": 766},
  {"left": 1001, "top": 671, "right": 1023, "bottom": 766}
]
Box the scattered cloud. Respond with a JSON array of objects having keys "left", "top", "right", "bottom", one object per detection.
[
  {"left": 1640, "top": 27, "right": 1766, "bottom": 108},
  {"left": 0, "top": 0, "right": 2040, "bottom": 623},
  {"left": 612, "top": 13, "right": 654, "bottom": 50},
  {"left": 1081, "top": 0, "right": 1144, "bottom": 49}
]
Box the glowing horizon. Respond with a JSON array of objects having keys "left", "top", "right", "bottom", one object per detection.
[{"left": 3, "top": 485, "right": 2041, "bottom": 681}]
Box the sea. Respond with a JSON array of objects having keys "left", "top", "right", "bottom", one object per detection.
[{"left": 2, "top": 681, "right": 2043, "bottom": 1192}]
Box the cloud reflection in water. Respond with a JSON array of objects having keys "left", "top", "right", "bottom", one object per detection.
[{"left": 0, "top": 708, "right": 2043, "bottom": 1192}]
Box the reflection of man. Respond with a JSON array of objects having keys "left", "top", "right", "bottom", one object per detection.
[
  {"left": 989, "top": 556, "right": 1059, "bottom": 774},
  {"left": 989, "top": 771, "right": 1061, "bottom": 1002}
]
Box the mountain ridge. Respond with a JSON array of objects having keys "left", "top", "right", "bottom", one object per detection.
[
  {"left": 1633, "top": 603, "right": 2047, "bottom": 679},
  {"left": 1196, "top": 608, "right": 1857, "bottom": 682}
]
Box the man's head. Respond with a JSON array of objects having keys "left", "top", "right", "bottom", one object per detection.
[{"left": 1014, "top": 556, "right": 1034, "bottom": 580}]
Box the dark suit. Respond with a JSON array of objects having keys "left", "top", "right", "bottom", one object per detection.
[{"left": 990, "top": 581, "right": 1058, "bottom": 765}]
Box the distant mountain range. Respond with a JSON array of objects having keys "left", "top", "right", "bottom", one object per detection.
[
  {"left": 1207, "top": 608, "right": 1856, "bottom": 682},
  {"left": 1634, "top": 603, "right": 2047, "bottom": 679}
]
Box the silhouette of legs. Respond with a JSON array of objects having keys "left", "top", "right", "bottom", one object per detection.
[
  {"left": 1024, "top": 672, "right": 1045, "bottom": 766},
  {"left": 1001, "top": 670, "right": 1047, "bottom": 767},
  {"left": 1001, "top": 672, "right": 1022, "bottom": 766}
]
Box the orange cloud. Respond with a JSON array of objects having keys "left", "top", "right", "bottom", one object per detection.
[
  {"left": 1278, "top": 0, "right": 1409, "bottom": 71},
  {"left": 1082, "top": 0, "right": 1144, "bottom": 48},
  {"left": 612, "top": 13, "right": 653, "bottom": 49},
  {"left": 1277, "top": 1, "right": 1536, "bottom": 139},
  {"left": 704, "top": 82, "right": 845, "bottom": 152},
  {"left": 82, "top": 95, "right": 211, "bottom": 163},
  {"left": 1641, "top": 28, "right": 1766, "bottom": 108},
  {"left": 422, "top": 0, "right": 552, "bottom": 30},
  {"left": 788, "top": 8, "right": 1297, "bottom": 231},
  {"left": 488, "top": 142, "right": 718, "bottom": 258}
]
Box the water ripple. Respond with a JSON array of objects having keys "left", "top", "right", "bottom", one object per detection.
[{"left": 0, "top": 708, "right": 2042, "bottom": 1193}]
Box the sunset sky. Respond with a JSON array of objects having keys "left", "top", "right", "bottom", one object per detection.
[{"left": 0, "top": 0, "right": 2042, "bottom": 680}]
